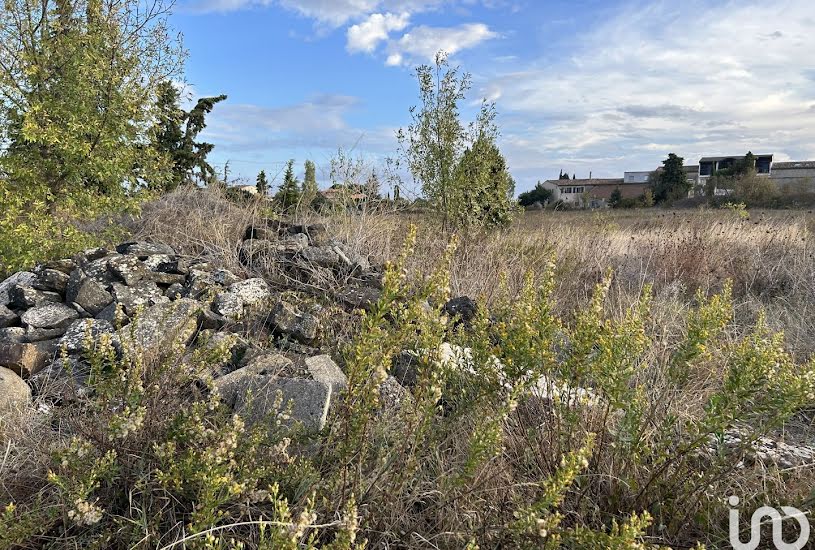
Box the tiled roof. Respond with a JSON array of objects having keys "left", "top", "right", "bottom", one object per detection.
[{"left": 545, "top": 178, "right": 625, "bottom": 187}]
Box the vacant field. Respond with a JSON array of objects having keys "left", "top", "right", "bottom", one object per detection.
[{"left": 4, "top": 190, "right": 815, "bottom": 548}]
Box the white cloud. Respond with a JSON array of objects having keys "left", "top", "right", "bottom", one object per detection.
[
  {"left": 386, "top": 23, "right": 497, "bottom": 64},
  {"left": 484, "top": 0, "right": 815, "bottom": 185},
  {"left": 347, "top": 12, "right": 410, "bottom": 53}
]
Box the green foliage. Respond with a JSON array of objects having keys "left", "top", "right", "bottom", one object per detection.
[
  {"left": 302, "top": 160, "right": 318, "bottom": 206},
  {"left": 608, "top": 187, "right": 622, "bottom": 208},
  {"left": 518, "top": 182, "right": 553, "bottom": 207},
  {"left": 397, "top": 51, "right": 516, "bottom": 230},
  {"left": 651, "top": 153, "right": 690, "bottom": 204},
  {"left": 275, "top": 160, "right": 301, "bottom": 210},
  {"left": 256, "top": 170, "right": 269, "bottom": 196},
  {"left": 152, "top": 81, "right": 227, "bottom": 190},
  {"left": 0, "top": 0, "right": 185, "bottom": 197},
  {"left": 0, "top": 180, "right": 138, "bottom": 276}
]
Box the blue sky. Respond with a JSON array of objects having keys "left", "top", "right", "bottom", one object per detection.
[{"left": 171, "top": 0, "right": 815, "bottom": 195}]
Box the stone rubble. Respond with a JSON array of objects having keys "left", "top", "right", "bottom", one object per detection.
[{"left": 0, "top": 220, "right": 407, "bottom": 432}]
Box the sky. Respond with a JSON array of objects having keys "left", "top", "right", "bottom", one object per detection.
[{"left": 170, "top": 0, "right": 815, "bottom": 195}]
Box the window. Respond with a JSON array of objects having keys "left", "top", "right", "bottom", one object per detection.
[
  {"left": 700, "top": 162, "right": 713, "bottom": 176},
  {"left": 756, "top": 157, "right": 771, "bottom": 174}
]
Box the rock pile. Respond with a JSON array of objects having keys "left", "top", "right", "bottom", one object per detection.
[{"left": 0, "top": 219, "right": 396, "bottom": 427}]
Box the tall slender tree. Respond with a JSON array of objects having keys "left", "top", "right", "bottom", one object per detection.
[
  {"left": 276, "top": 159, "right": 301, "bottom": 210},
  {"left": 256, "top": 170, "right": 269, "bottom": 196}
]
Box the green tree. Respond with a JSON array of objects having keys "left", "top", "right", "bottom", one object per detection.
[
  {"left": 0, "top": 0, "right": 185, "bottom": 198},
  {"left": 518, "top": 182, "right": 553, "bottom": 207},
  {"left": 152, "top": 81, "right": 226, "bottom": 190},
  {"left": 559, "top": 170, "right": 570, "bottom": 180},
  {"left": 398, "top": 51, "right": 516, "bottom": 230},
  {"left": 365, "top": 170, "right": 381, "bottom": 200},
  {"left": 303, "top": 160, "right": 318, "bottom": 193},
  {"left": 450, "top": 102, "right": 517, "bottom": 228},
  {"left": 256, "top": 170, "right": 269, "bottom": 196},
  {"left": 275, "top": 159, "right": 301, "bottom": 210},
  {"left": 397, "top": 51, "right": 469, "bottom": 229},
  {"left": 651, "top": 153, "right": 690, "bottom": 203},
  {"left": 609, "top": 187, "right": 622, "bottom": 208}
]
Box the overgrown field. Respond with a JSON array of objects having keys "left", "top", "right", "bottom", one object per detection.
[{"left": 2, "top": 188, "right": 815, "bottom": 549}]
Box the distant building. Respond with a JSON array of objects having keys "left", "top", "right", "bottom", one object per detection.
[
  {"left": 234, "top": 185, "right": 258, "bottom": 195},
  {"left": 542, "top": 178, "right": 647, "bottom": 208},
  {"left": 698, "top": 154, "right": 773, "bottom": 180},
  {"left": 624, "top": 171, "right": 651, "bottom": 184},
  {"left": 770, "top": 161, "right": 815, "bottom": 191}
]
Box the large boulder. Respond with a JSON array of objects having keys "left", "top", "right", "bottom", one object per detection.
[
  {"left": 0, "top": 366, "right": 31, "bottom": 412},
  {"left": 229, "top": 278, "right": 271, "bottom": 307},
  {"left": 116, "top": 298, "right": 200, "bottom": 358},
  {"left": 215, "top": 354, "right": 331, "bottom": 431},
  {"left": 21, "top": 303, "right": 79, "bottom": 330},
  {"left": 335, "top": 285, "right": 381, "bottom": 312},
  {"left": 0, "top": 272, "right": 36, "bottom": 306},
  {"left": 211, "top": 291, "right": 244, "bottom": 319},
  {"left": 443, "top": 296, "right": 478, "bottom": 327}
]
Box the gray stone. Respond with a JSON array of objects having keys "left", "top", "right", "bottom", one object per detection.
[
  {"left": 299, "top": 246, "right": 341, "bottom": 268},
  {"left": 335, "top": 285, "right": 381, "bottom": 312},
  {"left": 66, "top": 270, "right": 113, "bottom": 316},
  {"left": 111, "top": 282, "right": 165, "bottom": 316},
  {"left": 96, "top": 302, "right": 126, "bottom": 325},
  {"left": 443, "top": 296, "right": 478, "bottom": 327},
  {"left": 391, "top": 351, "right": 419, "bottom": 388},
  {"left": 107, "top": 255, "right": 148, "bottom": 286},
  {"left": 269, "top": 301, "right": 318, "bottom": 343},
  {"left": 28, "top": 356, "right": 90, "bottom": 401},
  {"left": 215, "top": 357, "right": 331, "bottom": 431},
  {"left": 23, "top": 326, "right": 67, "bottom": 343},
  {"left": 212, "top": 291, "right": 244, "bottom": 319},
  {"left": 278, "top": 233, "right": 309, "bottom": 253},
  {"left": 332, "top": 244, "right": 370, "bottom": 273},
  {"left": 214, "top": 352, "right": 293, "bottom": 405},
  {"left": 165, "top": 283, "right": 185, "bottom": 300},
  {"left": 43, "top": 258, "right": 77, "bottom": 274},
  {"left": 187, "top": 269, "right": 219, "bottom": 298},
  {"left": 212, "top": 269, "right": 241, "bottom": 286},
  {"left": 142, "top": 254, "right": 175, "bottom": 271},
  {"left": 305, "top": 354, "right": 347, "bottom": 393},
  {"left": 147, "top": 272, "right": 187, "bottom": 286},
  {"left": 116, "top": 298, "right": 200, "bottom": 358},
  {"left": 59, "top": 318, "right": 114, "bottom": 355},
  {"left": 116, "top": 241, "right": 176, "bottom": 256},
  {"left": 81, "top": 254, "right": 120, "bottom": 284},
  {"left": 0, "top": 367, "right": 31, "bottom": 412},
  {"left": 227, "top": 278, "right": 271, "bottom": 307},
  {"left": 77, "top": 247, "right": 110, "bottom": 263},
  {"left": 33, "top": 268, "right": 70, "bottom": 293},
  {"left": 9, "top": 285, "right": 62, "bottom": 309},
  {"left": 0, "top": 341, "right": 52, "bottom": 375},
  {"left": 238, "top": 239, "right": 279, "bottom": 267},
  {"left": 200, "top": 309, "right": 226, "bottom": 330},
  {"left": 21, "top": 303, "right": 79, "bottom": 329},
  {"left": 379, "top": 375, "right": 413, "bottom": 413},
  {"left": 0, "top": 305, "right": 18, "bottom": 329},
  {"left": 0, "top": 327, "right": 25, "bottom": 344},
  {"left": 0, "top": 272, "right": 36, "bottom": 306}
]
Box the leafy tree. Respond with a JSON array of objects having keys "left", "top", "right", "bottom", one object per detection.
[
  {"left": 398, "top": 51, "right": 516, "bottom": 230},
  {"left": 651, "top": 153, "right": 690, "bottom": 203},
  {"left": 300, "top": 159, "right": 318, "bottom": 208},
  {"left": 275, "top": 159, "right": 301, "bottom": 210},
  {"left": 397, "top": 51, "right": 469, "bottom": 229},
  {"left": 609, "top": 187, "right": 622, "bottom": 208},
  {"left": 559, "top": 170, "right": 570, "bottom": 180},
  {"left": 256, "top": 170, "right": 269, "bottom": 196},
  {"left": 152, "top": 81, "right": 227, "bottom": 190},
  {"left": 0, "top": 0, "right": 184, "bottom": 198},
  {"left": 518, "top": 182, "right": 553, "bottom": 207}
]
